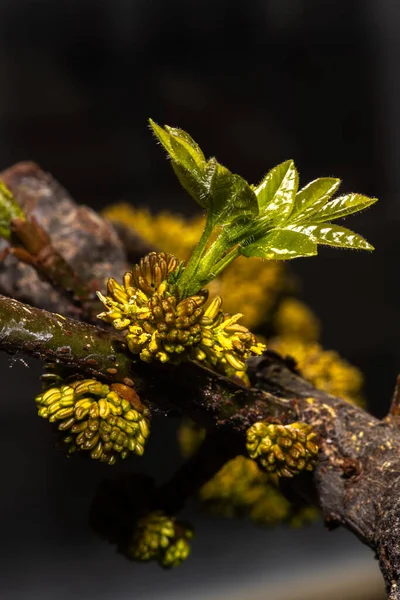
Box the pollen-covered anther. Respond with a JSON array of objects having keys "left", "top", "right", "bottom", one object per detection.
[
  {"left": 35, "top": 379, "right": 151, "bottom": 465},
  {"left": 132, "top": 252, "right": 181, "bottom": 295},
  {"left": 128, "top": 510, "right": 193, "bottom": 568},
  {"left": 246, "top": 421, "right": 319, "bottom": 478},
  {"left": 97, "top": 251, "right": 183, "bottom": 327},
  {"left": 195, "top": 297, "right": 266, "bottom": 379},
  {"left": 125, "top": 287, "right": 209, "bottom": 363}
]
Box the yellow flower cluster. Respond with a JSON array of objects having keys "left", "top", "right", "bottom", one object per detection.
[
  {"left": 35, "top": 379, "right": 151, "bottom": 465},
  {"left": 273, "top": 297, "right": 320, "bottom": 342},
  {"left": 103, "top": 204, "right": 204, "bottom": 259},
  {"left": 246, "top": 421, "right": 319, "bottom": 478},
  {"left": 103, "top": 204, "right": 287, "bottom": 329},
  {"left": 128, "top": 510, "right": 193, "bottom": 568},
  {"left": 97, "top": 252, "right": 265, "bottom": 378},
  {"left": 200, "top": 456, "right": 290, "bottom": 523},
  {"left": 270, "top": 297, "right": 365, "bottom": 406},
  {"left": 199, "top": 455, "right": 319, "bottom": 526},
  {"left": 270, "top": 335, "right": 364, "bottom": 405}
]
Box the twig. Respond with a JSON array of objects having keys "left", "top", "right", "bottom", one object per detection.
[{"left": 7, "top": 215, "right": 99, "bottom": 319}]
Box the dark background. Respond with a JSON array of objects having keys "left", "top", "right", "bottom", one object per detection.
[{"left": 0, "top": 1, "right": 397, "bottom": 598}]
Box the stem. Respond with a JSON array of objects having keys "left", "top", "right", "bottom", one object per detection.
[
  {"left": 175, "top": 219, "right": 214, "bottom": 298},
  {"left": 176, "top": 226, "right": 240, "bottom": 297},
  {"left": 210, "top": 245, "right": 241, "bottom": 278}
]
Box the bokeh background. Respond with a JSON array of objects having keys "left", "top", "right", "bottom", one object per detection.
[{"left": 0, "top": 1, "right": 398, "bottom": 598}]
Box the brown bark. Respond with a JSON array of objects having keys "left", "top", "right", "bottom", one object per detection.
[{"left": 0, "top": 162, "right": 128, "bottom": 317}]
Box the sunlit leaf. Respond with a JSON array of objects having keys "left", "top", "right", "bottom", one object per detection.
[
  {"left": 290, "top": 178, "right": 341, "bottom": 223},
  {"left": 253, "top": 160, "right": 298, "bottom": 225},
  {"left": 150, "top": 120, "right": 208, "bottom": 207},
  {"left": 0, "top": 182, "right": 25, "bottom": 241},
  {"left": 240, "top": 229, "right": 317, "bottom": 260},
  {"left": 149, "top": 119, "right": 172, "bottom": 154},
  {"left": 150, "top": 119, "right": 378, "bottom": 299},
  {"left": 311, "top": 193, "right": 377, "bottom": 223},
  {"left": 287, "top": 223, "right": 374, "bottom": 250},
  {"left": 205, "top": 159, "right": 258, "bottom": 226},
  {"left": 169, "top": 137, "right": 200, "bottom": 174},
  {"left": 165, "top": 126, "right": 206, "bottom": 167}
]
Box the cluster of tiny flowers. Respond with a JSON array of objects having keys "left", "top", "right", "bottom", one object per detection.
[
  {"left": 199, "top": 455, "right": 291, "bottom": 524},
  {"left": 269, "top": 336, "right": 364, "bottom": 406},
  {"left": 35, "top": 379, "right": 151, "bottom": 465},
  {"left": 246, "top": 421, "right": 319, "bottom": 478},
  {"left": 97, "top": 252, "right": 265, "bottom": 379},
  {"left": 128, "top": 511, "right": 193, "bottom": 568},
  {"left": 176, "top": 419, "right": 320, "bottom": 527}
]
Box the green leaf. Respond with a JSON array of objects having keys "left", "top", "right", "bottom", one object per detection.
[
  {"left": 287, "top": 223, "right": 374, "bottom": 250},
  {"left": 170, "top": 161, "right": 207, "bottom": 208},
  {"left": 149, "top": 119, "right": 172, "bottom": 154},
  {"left": 253, "top": 160, "right": 298, "bottom": 225},
  {"left": 311, "top": 193, "right": 377, "bottom": 223},
  {"left": 205, "top": 158, "right": 259, "bottom": 227},
  {"left": 0, "top": 182, "right": 25, "bottom": 241},
  {"left": 150, "top": 119, "right": 208, "bottom": 207},
  {"left": 290, "top": 178, "right": 341, "bottom": 223},
  {"left": 240, "top": 229, "right": 317, "bottom": 260},
  {"left": 169, "top": 137, "right": 200, "bottom": 174},
  {"left": 165, "top": 126, "right": 206, "bottom": 168}
]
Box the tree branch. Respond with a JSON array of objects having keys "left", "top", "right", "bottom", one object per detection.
[
  {"left": 1, "top": 274, "right": 400, "bottom": 596},
  {"left": 0, "top": 294, "right": 132, "bottom": 382}
]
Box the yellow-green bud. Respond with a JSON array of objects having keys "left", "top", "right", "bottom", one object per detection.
[
  {"left": 128, "top": 510, "right": 193, "bottom": 568},
  {"left": 246, "top": 421, "right": 319, "bottom": 478},
  {"left": 35, "top": 379, "right": 151, "bottom": 465},
  {"left": 160, "top": 537, "right": 192, "bottom": 568}
]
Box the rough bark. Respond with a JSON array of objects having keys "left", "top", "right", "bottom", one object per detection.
[{"left": 0, "top": 162, "right": 128, "bottom": 317}]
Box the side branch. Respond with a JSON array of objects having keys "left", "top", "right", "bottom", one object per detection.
[
  {"left": 0, "top": 294, "right": 291, "bottom": 434},
  {"left": 0, "top": 294, "right": 132, "bottom": 382},
  {"left": 3, "top": 293, "right": 400, "bottom": 596}
]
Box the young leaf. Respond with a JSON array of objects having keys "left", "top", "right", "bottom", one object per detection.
[
  {"left": 310, "top": 193, "right": 377, "bottom": 224},
  {"left": 171, "top": 161, "right": 207, "bottom": 208},
  {"left": 150, "top": 119, "right": 207, "bottom": 208},
  {"left": 205, "top": 159, "right": 258, "bottom": 227},
  {"left": 149, "top": 119, "right": 378, "bottom": 299},
  {"left": 290, "top": 178, "right": 341, "bottom": 223},
  {"left": 169, "top": 136, "right": 201, "bottom": 174},
  {"left": 149, "top": 119, "right": 173, "bottom": 154},
  {"left": 0, "top": 182, "right": 25, "bottom": 241},
  {"left": 287, "top": 223, "right": 374, "bottom": 250},
  {"left": 165, "top": 126, "right": 206, "bottom": 168},
  {"left": 240, "top": 229, "right": 317, "bottom": 260},
  {"left": 253, "top": 160, "right": 298, "bottom": 225}
]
